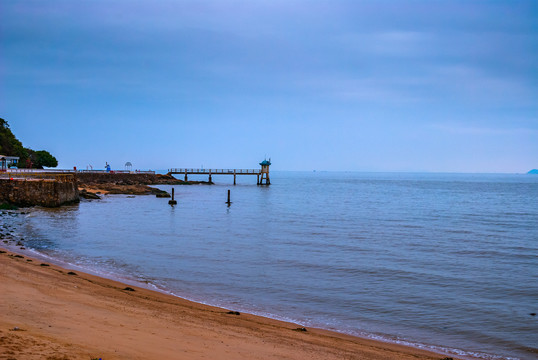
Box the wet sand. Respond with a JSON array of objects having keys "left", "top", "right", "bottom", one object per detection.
[{"left": 0, "top": 248, "right": 453, "bottom": 360}]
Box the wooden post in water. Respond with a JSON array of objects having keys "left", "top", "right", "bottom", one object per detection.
[
  {"left": 168, "top": 188, "right": 177, "bottom": 205},
  {"left": 226, "top": 189, "right": 231, "bottom": 206},
  {"left": 233, "top": 170, "right": 236, "bottom": 185},
  {"left": 184, "top": 170, "right": 188, "bottom": 182},
  {"left": 209, "top": 170, "right": 212, "bottom": 183}
]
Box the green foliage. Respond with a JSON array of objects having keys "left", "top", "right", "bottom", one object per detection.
[
  {"left": 27, "top": 149, "right": 58, "bottom": 168},
  {"left": 0, "top": 118, "right": 28, "bottom": 163},
  {"left": 0, "top": 118, "right": 57, "bottom": 168},
  {"left": 0, "top": 203, "right": 19, "bottom": 210}
]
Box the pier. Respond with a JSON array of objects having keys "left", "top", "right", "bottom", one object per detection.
[{"left": 168, "top": 160, "right": 271, "bottom": 185}]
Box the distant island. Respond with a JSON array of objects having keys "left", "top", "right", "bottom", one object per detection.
[{"left": 528, "top": 169, "right": 538, "bottom": 174}]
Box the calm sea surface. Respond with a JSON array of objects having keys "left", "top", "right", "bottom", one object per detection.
[{"left": 3, "top": 172, "right": 537, "bottom": 359}]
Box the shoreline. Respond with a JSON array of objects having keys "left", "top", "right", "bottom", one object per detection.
[{"left": 0, "top": 246, "right": 454, "bottom": 360}]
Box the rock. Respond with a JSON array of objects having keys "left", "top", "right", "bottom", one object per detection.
[
  {"left": 293, "top": 327, "right": 308, "bottom": 332},
  {"left": 79, "top": 189, "right": 101, "bottom": 200},
  {"left": 40, "top": 263, "right": 50, "bottom": 266},
  {"left": 123, "top": 287, "right": 135, "bottom": 291},
  {"left": 14, "top": 255, "right": 24, "bottom": 258},
  {"left": 153, "top": 188, "right": 171, "bottom": 197},
  {"left": 67, "top": 271, "right": 77, "bottom": 275},
  {"left": 530, "top": 313, "right": 536, "bottom": 316},
  {"left": 227, "top": 311, "right": 240, "bottom": 315}
]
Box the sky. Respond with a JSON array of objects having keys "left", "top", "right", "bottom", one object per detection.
[{"left": 1, "top": 0, "right": 537, "bottom": 172}]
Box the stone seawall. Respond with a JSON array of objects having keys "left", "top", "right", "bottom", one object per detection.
[
  {"left": 0, "top": 173, "right": 183, "bottom": 207},
  {"left": 0, "top": 175, "right": 79, "bottom": 207}
]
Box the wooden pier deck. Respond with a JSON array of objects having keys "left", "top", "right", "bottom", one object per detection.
[{"left": 167, "top": 168, "right": 268, "bottom": 185}]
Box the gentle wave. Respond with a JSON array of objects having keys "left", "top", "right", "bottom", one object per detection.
[{"left": 3, "top": 172, "right": 537, "bottom": 360}]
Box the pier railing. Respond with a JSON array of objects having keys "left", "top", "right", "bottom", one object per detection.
[
  {"left": 76, "top": 170, "right": 155, "bottom": 174},
  {"left": 0, "top": 172, "right": 76, "bottom": 182},
  {"left": 4, "top": 169, "right": 74, "bottom": 174},
  {"left": 3, "top": 169, "right": 155, "bottom": 175},
  {"left": 168, "top": 168, "right": 260, "bottom": 174}
]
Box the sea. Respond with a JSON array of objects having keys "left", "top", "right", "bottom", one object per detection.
[{"left": 1, "top": 171, "right": 537, "bottom": 360}]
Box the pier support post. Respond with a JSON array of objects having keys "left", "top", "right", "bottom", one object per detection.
[
  {"left": 234, "top": 170, "right": 236, "bottom": 185},
  {"left": 168, "top": 188, "right": 177, "bottom": 205},
  {"left": 259, "top": 172, "right": 270, "bottom": 185},
  {"left": 258, "top": 159, "right": 271, "bottom": 185},
  {"left": 257, "top": 174, "right": 260, "bottom": 185},
  {"left": 184, "top": 171, "right": 188, "bottom": 182},
  {"left": 209, "top": 170, "right": 212, "bottom": 183}
]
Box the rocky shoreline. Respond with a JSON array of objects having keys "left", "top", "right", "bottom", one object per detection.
[
  {"left": 77, "top": 173, "right": 212, "bottom": 198},
  {"left": 1, "top": 173, "right": 212, "bottom": 207}
]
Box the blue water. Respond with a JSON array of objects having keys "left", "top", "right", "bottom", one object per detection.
[{"left": 3, "top": 172, "right": 537, "bottom": 359}]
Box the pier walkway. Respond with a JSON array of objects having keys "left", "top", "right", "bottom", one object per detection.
[{"left": 168, "top": 168, "right": 269, "bottom": 185}]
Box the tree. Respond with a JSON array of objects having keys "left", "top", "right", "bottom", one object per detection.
[
  {"left": 0, "top": 118, "right": 29, "bottom": 164},
  {"left": 1, "top": 118, "right": 58, "bottom": 168},
  {"left": 26, "top": 149, "right": 58, "bottom": 168}
]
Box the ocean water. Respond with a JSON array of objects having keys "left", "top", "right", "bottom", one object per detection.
[{"left": 2, "top": 172, "right": 537, "bottom": 360}]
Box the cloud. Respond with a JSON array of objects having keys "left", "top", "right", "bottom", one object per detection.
[
  {"left": 430, "top": 123, "right": 538, "bottom": 136},
  {"left": 2, "top": 0, "right": 537, "bottom": 172},
  {"left": 308, "top": 76, "right": 425, "bottom": 104},
  {"left": 338, "top": 30, "right": 434, "bottom": 57},
  {"left": 425, "top": 64, "right": 536, "bottom": 106}
]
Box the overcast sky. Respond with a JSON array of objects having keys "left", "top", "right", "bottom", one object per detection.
[{"left": 1, "top": 0, "right": 536, "bottom": 172}]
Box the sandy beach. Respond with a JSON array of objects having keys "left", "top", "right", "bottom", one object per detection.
[{"left": 0, "top": 248, "right": 453, "bottom": 360}]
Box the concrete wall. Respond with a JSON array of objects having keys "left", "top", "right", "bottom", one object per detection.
[{"left": 0, "top": 176, "right": 79, "bottom": 207}]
